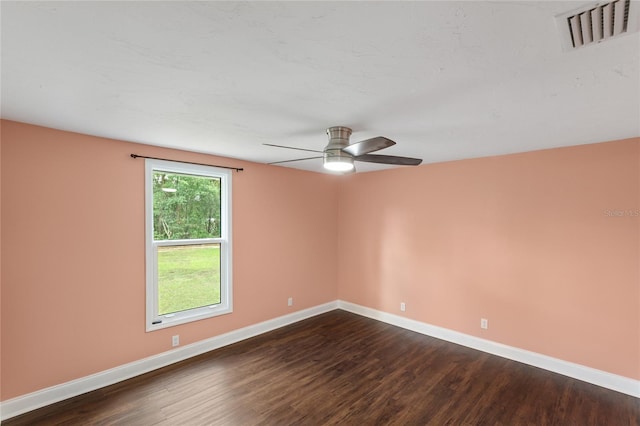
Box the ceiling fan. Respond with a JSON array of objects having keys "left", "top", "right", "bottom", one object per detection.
[{"left": 265, "top": 126, "right": 422, "bottom": 172}]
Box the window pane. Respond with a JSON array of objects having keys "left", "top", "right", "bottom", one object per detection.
[
  {"left": 157, "top": 243, "right": 221, "bottom": 315},
  {"left": 153, "top": 172, "right": 221, "bottom": 240}
]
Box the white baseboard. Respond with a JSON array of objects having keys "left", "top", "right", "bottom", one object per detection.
[
  {"left": 337, "top": 300, "right": 640, "bottom": 398},
  {"left": 0, "top": 301, "right": 338, "bottom": 421},
  {"left": 3, "top": 299, "right": 637, "bottom": 421}
]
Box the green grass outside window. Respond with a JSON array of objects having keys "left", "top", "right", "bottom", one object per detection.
[{"left": 157, "top": 244, "right": 221, "bottom": 315}]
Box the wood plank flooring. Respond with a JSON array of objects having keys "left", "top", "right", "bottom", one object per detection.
[{"left": 4, "top": 310, "right": 639, "bottom": 425}]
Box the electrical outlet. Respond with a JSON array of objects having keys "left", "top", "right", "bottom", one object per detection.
[
  {"left": 400, "top": 302, "right": 406, "bottom": 312},
  {"left": 172, "top": 335, "right": 180, "bottom": 347},
  {"left": 288, "top": 297, "right": 293, "bottom": 307},
  {"left": 480, "top": 318, "right": 488, "bottom": 330}
]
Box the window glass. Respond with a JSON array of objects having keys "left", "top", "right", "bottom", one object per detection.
[
  {"left": 157, "top": 243, "right": 221, "bottom": 315},
  {"left": 152, "top": 172, "right": 221, "bottom": 239}
]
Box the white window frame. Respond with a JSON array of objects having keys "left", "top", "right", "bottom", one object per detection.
[{"left": 145, "top": 159, "right": 232, "bottom": 331}]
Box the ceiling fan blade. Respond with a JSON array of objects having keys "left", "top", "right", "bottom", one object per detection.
[
  {"left": 263, "top": 143, "right": 324, "bottom": 154},
  {"left": 268, "top": 156, "right": 323, "bottom": 165},
  {"left": 341, "top": 136, "right": 395, "bottom": 156},
  {"left": 355, "top": 154, "right": 422, "bottom": 166}
]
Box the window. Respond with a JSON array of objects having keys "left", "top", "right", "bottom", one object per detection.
[{"left": 145, "top": 159, "right": 232, "bottom": 331}]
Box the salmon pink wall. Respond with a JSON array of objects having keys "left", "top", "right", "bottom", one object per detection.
[
  {"left": 0, "top": 120, "right": 3, "bottom": 402},
  {"left": 338, "top": 138, "right": 640, "bottom": 380},
  {"left": 0, "top": 120, "right": 339, "bottom": 400}
]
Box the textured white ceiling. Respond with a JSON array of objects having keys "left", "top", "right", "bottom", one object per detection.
[{"left": 2, "top": 1, "right": 639, "bottom": 173}]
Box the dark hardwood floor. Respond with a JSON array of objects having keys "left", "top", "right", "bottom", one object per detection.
[{"left": 5, "top": 310, "right": 639, "bottom": 425}]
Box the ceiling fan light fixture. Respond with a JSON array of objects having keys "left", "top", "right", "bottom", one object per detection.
[{"left": 323, "top": 150, "right": 354, "bottom": 172}]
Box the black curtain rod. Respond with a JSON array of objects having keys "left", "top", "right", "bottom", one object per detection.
[{"left": 130, "top": 154, "right": 244, "bottom": 172}]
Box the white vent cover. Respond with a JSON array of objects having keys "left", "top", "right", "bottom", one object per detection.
[{"left": 555, "top": 0, "right": 640, "bottom": 51}]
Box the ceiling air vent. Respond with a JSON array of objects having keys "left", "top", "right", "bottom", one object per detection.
[{"left": 555, "top": 0, "right": 640, "bottom": 51}]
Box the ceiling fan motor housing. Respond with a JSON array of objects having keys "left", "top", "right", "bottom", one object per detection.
[
  {"left": 325, "top": 126, "right": 352, "bottom": 149},
  {"left": 324, "top": 126, "right": 354, "bottom": 170}
]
